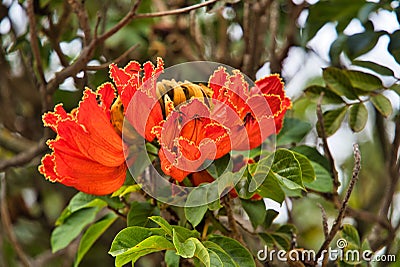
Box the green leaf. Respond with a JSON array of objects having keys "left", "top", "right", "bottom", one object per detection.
[
  {"left": 184, "top": 186, "right": 209, "bottom": 227},
  {"left": 371, "top": 94, "right": 393, "bottom": 117},
  {"left": 329, "top": 34, "right": 348, "bottom": 67},
  {"left": 259, "top": 232, "right": 291, "bottom": 251},
  {"left": 109, "top": 227, "right": 166, "bottom": 257},
  {"left": 165, "top": 250, "right": 180, "bottom": 267},
  {"left": 148, "top": 216, "right": 173, "bottom": 236},
  {"left": 204, "top": 242, "right": 238, "bottom": 267},
  {"left": 264, "top": 209, "right": 279, "bottom": 229},
  {"left": 305, "top": 0, "right": 365, "bottom": 41},
  {"left": 351, "top": 60, "right": 394, "bottom": 77},
  {"left": 68, "top": 193, "right": 107, "bottom": 213},
  {"left": 207, "top": 235, "right": 255, "bottom": 267},
  {"left": 291, "top": 151, "right": 316, "bottom": 183},
  {"left": 291, "top": 145, "right": 330, "bottom": 171},
  {"left": 257, "top": 172, "right": 285, "bottom": 204},
  {"left": 114, "top": 236, "right": 175, "bottom": 267},
  {"left": 323, "top": 67, "right": 358, "bottom": 100},
  {"left": 111, "top": 184, "right": 141, "bottom": 198},
  {"left": 185, "top": 205, "right": 208, "bottom": 228},
  {"left": 304, "top": 85, "right": 344, "bottom": 104},
  {"left": 277, "top": 118, "right": 312, "bottom": 145},
  {"left": 51, "top": 208, "right": 99, "bottom": 253},
  {"left": 207, "top": 153, "right": 232, "bottom": 178},
  {"left": 241, "top": 199, "right": 267, "bottom": 229},
  {"left": 340, "top": 224, "right": 361, "bottom": 248},
  {"left": 127, "top": 201, "right": 160, "bottom": 227},
  {"left": 345, "top": 31, "right": 384, "bottom": 59},
  {"left": 318, "top": 106, "right": 348, "bottom": 137},
  {"left": 74, "top": 213, "right": 118, "bottom": 267},
  {"left": 389, "top": 30, "right": 400, "bottom": 64},
  {"left": 172, "top": 230, "right": 196, "bottom": 258},
  {"left": 172, "top": 226, "right": 200, "bottom": 241},
  {"left": 173, "top": 230, "right": 210, "bottom": 267},
  {"left": 349, "top": 103, "right": 368, "bottom": 132},
  {"left": 344, "top": 70, "right": 383, "bottom": 92},
  {"left": 303, "top": 162, "right": 334, "bottom": 193},
  {"left": 270, "top": 149, "right": 304, "bottom": 190},
  {"left": 389, "top": 83, "right": 400, "bottom": 96}
]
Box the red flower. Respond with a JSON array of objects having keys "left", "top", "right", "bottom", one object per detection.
[
  {"left": 209, "top": 68, "right": 291, "bottom": 150},
  {"left": 153, "top": 99, "right": 231, "bottom": 182},
  {"left": 109, "top": 58, "right": 164, "bottom": 142},
  {"left": 39, "top": 86, "right": 127, "bottom": 195},
  {"left": 107, "top": 59, "right": 291, "bottom": 183}
]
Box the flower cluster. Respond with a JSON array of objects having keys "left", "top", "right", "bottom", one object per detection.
[{"left": 39, "top": 58, "right": 291, "bottom": 195}]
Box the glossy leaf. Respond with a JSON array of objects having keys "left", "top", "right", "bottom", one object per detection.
[
  {"left": 114, "top": 236, "right": 175, "bottom": 267},
  {"left": 270, "top": 149, "right": 304, "bottom": 190},
  {"left": 292, "top": 151, "right": 316, "bottom": 183},
  {"left": 184, "top": 185, "right": 210, "bottom": 226},
  {"left": 305, "top": 0, "right": 365, "bottom": 41},
  {"left": 371, "top": 94, "right": 393, "bottom": 117},
  {"left": 388, "top": 30, "right": 400, "bottom": 64},
  {"left": 389, "top": 83, "right": 400, "bottom": 96},
  {"left": 127, "top": 201, "right": 160, "bottom": 227},
  {"left": 111, "top": 184, "right": 141, "bottom": 198},
  {"left": 74, "top": 213, "right": 118, "bottom": 267},
  {"left": 340, "top": 224, "right": 361, "bottom": 248},
  {"left": 165, "top": 250, "right": 180, "bottom": 267},
  {"left": 344, "top": 70, "right": 383, "bottom": 92},
  {"left": 318, "top": 106, "right": 348, "bottom": 137},
  {"left": 207, "top": 235, "right": 255, "bottom": 267},
  {"left": 257, "top": 172, "right": 285, "bottom": 204},
  {"left": 345, "top": 31, "right": 384, "bottom": 59},
  {"left": 303, "top": 162, "right": 333, "bottom": 193},
  {"left": 51, "top": 208, "right": 99, "bottom": 253},
  {"left": 241, "top": 199, "right": 267, "bottom": 229},
  {"left": 264, "top": 209, "right": 279, "bottom": 229},
  {"left": 173, "top": 230, "right": 210, "bottom": 267},
  {"left": 277, "top": 118, "right": 312, "bottom": 146},
  {"left": 352, "top": 60, "right": 394, "bottom": 77},
  {"left": 148, "top": 216, "right": 173, "bottom": 236},
  {"left": 323, "top": 67, "right": 358, "bottom": 99},
  {"left": 304, "top": 85, "right": 344, "bottom": 104},
  {"left": 329, "top": 34, "right": 347, "bottom": 67},
  {"left": 109, "top": 227, "right": 166, "bottom": 257},
  {"left": 204, "top": 241, "right": 238, "bottom": 267},
  {"left": 291, "top": 145, "right": 330, "bottom": 171},
  {"left": 349, "top": 103, "right": 368, "bottom": 132}
]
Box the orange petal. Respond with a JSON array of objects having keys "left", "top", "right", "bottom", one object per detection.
[
  {"left": 97, "top": 82, "right": 116, "bottom": 113},
  {"left": 254, "top": 74, "right": 285, "bottom": 97},
  {"left": 39, "top": 154, "right": 59, "bottom": 182},
  {"left": 209, "top": 66, "right": 229, "bottom": 100}
]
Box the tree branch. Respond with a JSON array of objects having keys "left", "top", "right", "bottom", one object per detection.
[
  {"left": 0, "top": 139, "right": 47, "bottom": 172},
  {"left": 315, "top": 144, "right": 361, "bottom": 264},
  {"left": 1, "top": 173, "right": 32, "bottom": 267},
  {"left": 316, "top": 93, "right": 340, "bottom": 206}
]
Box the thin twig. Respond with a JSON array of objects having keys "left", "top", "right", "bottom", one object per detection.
[
  {"left": 0, "top": 173, "right": 32, "bottom": 267},
  {"left": 85, "top": 44, "right": 140, "bottom": 71},
  {"left": 134, "top": 0, "right": 220, "bottom": 19},
  {"left": 27, "top": 0, "right": 46, "bottom": 86},
  {"left": 314, "top": 144, "right": 361, "bottom": 264},
  {"left": 223, "top": 195, "right": 244, "bottom": 244},
  {"left": 316, "top": 93, "right": 340, "bottom": 206},
  {"left": 67, "top": 0, "right": 92, "bottom": 44},
  {"left": 317, "top": 203, "right": 329, "bottom": 238},
  {"left": 0, "top": 139, "right": 47, "bottom": 172}
]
